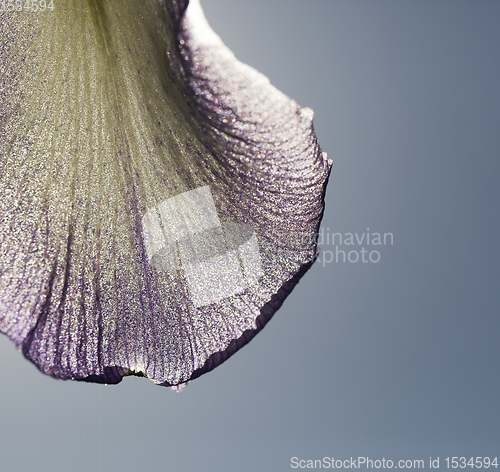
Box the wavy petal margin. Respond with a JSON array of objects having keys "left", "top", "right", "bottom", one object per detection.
[{"left": 0, "top": 0, "right": 331, "bottom": 387}]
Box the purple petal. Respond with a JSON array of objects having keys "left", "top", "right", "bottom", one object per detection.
[{"left": 0, "top": 0, "right": 331, "bottom": 386}]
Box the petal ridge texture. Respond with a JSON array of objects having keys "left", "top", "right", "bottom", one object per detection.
[{"left": 0, "top": 0, "right": 331, "bottom": 386}]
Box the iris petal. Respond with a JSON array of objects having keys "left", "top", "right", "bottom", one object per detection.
[{"left": 0, "top": 0, "right": 331, "bottom": 386}]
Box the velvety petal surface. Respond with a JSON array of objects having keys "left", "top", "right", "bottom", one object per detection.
[{"left": 0, "top": 0, "right": 331, "bottom": 386}]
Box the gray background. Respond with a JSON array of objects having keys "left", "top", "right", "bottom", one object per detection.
[{"left": 1, "top": 1, "right": 499, "bottom": 470}]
